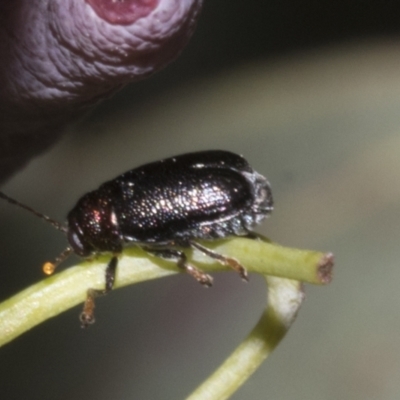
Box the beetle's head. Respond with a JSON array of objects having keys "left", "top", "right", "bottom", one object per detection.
[{"left": 66, "top": 190, "right": 122, "bottom": 258}]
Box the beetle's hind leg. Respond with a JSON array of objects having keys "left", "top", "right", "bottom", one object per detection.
[
  {"left": 189, "top": 241, "right": 249, "bottom": 282},
  {"left": 143, "top": 247, "right": 214, "bottom": 287},
  {"left": 80, "top": 255, "right": 118, "bottom": 328}
]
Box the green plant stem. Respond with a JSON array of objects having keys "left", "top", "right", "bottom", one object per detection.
[
  {"left": 0, "top": 238, "right": 333, "bottom": 348},
  {"left": 186, "top": 277, "right": 304, "bottom": 400}
]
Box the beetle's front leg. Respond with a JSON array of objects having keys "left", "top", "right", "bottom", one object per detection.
[
  {"left": 80, "top": 255, "right": 118, "bottom": 328},
  {"left": 143, "top": 247, "right": 214, "bottom": 287}
]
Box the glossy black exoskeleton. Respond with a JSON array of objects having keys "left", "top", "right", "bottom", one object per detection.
[{"left": 0, "top": 150, "right": 273, "bottom": 327}]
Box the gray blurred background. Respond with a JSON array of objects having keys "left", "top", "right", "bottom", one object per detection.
[{"left": 1, "top": 1, "right": 400, "bottom": 399}]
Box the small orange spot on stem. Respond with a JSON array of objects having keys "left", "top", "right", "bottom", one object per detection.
[{"left": 43, "top": 262, "right": 56, "bottom": 275}]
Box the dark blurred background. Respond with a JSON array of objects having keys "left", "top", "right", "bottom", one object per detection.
[{"left": 1, "top": 1, "right": 400, "bottom": 399}]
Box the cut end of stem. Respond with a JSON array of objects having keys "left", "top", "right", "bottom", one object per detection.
[{"left": 317, "top": 252, "right": 334, "bottom": 284}]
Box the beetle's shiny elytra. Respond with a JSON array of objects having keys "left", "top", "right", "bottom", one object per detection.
[{"left": 0, "top": 150, "right": 273, "bottom": 327}]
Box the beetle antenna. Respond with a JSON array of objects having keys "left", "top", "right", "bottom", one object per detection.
[
  {"left": 0, "top": 191, "right": 67, "bottom": 233},
  {"left": 43, "top": 247, "right": 73, "bottom": 275}
]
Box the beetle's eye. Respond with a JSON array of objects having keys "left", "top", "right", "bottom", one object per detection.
[{"left": 67, "top": 228, "right": 91, "bottom": 257}]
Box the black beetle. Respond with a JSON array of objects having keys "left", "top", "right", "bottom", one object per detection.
[{"left": 0, "top": 150, "right": 273, "bottom": 327}]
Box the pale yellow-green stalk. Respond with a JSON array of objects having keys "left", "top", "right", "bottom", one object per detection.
[{"left": 0, "top": 237, "right": 333, "bottom": 399}]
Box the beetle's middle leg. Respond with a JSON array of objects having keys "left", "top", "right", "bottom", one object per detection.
[
  {"left": 189, "top": 240, "right": 249, "bottom": 281},
  {"left": 80, "top": 255, "right": 118, "bottom": 328},
  {"left": 143, "top": 247, "right": 214, "bottom": 287}
]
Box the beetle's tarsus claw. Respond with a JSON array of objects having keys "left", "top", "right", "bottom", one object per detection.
[
  {"left": 80, "top": 312, "right": 95, "bottom": 329},
  {"left": 241, "top": 270, "right": 249, "bottom": 282},
  {"left": 200, "top": 274, "right": 214, "bottom": 287}
]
